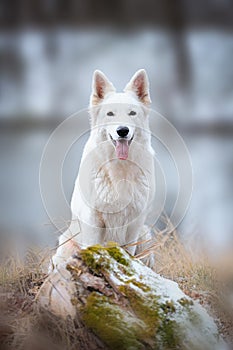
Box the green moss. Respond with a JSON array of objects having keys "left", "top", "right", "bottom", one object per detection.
[
  {"left": 107, "top": 246, "right": 130, "bottom": 267},
  {"left": 118, "top": 285, "right": 183, "bottom": 348},
  {"left": 119, "top": 285, "right": 161, "bottom": 335},
  {"left": 177, "top": 298, "right": 202, "bottom": 329},
  {"left": 81, "top": 244, "right": 135, "bottom": 278},
  {"left": 157, "top": 318, "right": 180, "bottom": 349},
  {"left": 161, "top": 300, "right": 176, "bottom": 314},
  {"left": 82, "top": 292, "right": 145, "bottom": 350},
  {"left": 178, "top": 298, "right": 194, "bottom": 307},
  {"left": 117, "top": 265, "right": 135, "bottom": 278},
  {"left": 81, "top": 246, "right": 110, "bottom": 273},
  {"left": 125, "top": 278, "right": 151, "bottom": 292}
]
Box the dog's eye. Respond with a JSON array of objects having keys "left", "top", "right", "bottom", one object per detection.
[
  {"left": 129, "top": 111, "right": 136, "bottom": 116},
  {"left": 107, "top": 111, "right": 114, "bottom": 116}
]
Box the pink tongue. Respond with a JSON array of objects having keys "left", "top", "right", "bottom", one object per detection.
[{"left": 116, "top": 139, "right": 129, "bottom": 160}]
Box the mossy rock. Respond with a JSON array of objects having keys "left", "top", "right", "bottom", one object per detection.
[{"left": 37, "top": 244, "right": 226, "bottom": 350}]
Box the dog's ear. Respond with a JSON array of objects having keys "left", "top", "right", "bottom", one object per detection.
[
  {"left": 90, "top": 70, "right": 115, "bottom": 106},
  {"left": 124, "top": 69, "right": 151, "bottom": 106}
]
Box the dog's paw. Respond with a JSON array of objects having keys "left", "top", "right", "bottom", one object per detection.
[
  {"left": 48, "top": 254, "right": 65, "bottom": 273},
  {"left": 48, "top": 239, "right": 81, "bottom": 273}
]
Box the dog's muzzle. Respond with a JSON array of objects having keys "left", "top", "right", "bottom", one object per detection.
[{"left": 109, "top": 131, "right": 134, "bottom": 160}]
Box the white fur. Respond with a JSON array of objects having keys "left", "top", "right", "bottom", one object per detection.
[{"left": 51, "top": 69, "right": 155, "bottom": 270}]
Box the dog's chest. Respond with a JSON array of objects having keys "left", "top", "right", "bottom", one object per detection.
[{"left": 94, "top": 160, "right": 150, "bottom": 225}]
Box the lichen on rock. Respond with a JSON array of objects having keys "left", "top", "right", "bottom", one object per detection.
[{"left": 37, "top": 243, "right": 226, "bottom": 350}]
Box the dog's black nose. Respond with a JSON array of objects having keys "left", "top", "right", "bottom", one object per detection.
[{"left": 116, "top": 126, "right": 129, "bottom": 138}]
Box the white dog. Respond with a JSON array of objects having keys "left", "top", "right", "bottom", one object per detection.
[{"left": 51, "top": 69, "right": 155, "bottom": 269}]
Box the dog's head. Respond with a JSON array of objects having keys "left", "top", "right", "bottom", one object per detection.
[{"left": 89, "top": 69, "right": 151, "bottom": 160}]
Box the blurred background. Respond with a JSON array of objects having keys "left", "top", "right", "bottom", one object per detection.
[{"left": 0, "top": 0, "right": 233, "bottom": 255}]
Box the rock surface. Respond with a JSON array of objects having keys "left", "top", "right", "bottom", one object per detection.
[{"left": 37, "top": 244, "right": 226, "bottom": 350}]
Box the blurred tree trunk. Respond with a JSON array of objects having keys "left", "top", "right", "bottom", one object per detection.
[{"left": 162, "top": 0, "right": 191, "bottom": 93}]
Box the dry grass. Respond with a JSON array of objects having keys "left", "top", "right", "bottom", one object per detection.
[
  {"left": 0, "top": 247, "right": 97, "bottom": 350},
  {"left": 0, "top": 231, "right": 233, "bottom": 349},
  {"left": 151, "top": 230, "right": 233, "bottom": 344}
]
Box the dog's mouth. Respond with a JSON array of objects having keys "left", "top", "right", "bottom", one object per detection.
[{"left": 109, "top": 134, "right": 134, "bottom": 160}]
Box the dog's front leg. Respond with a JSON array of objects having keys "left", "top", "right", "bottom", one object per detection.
[
  {"left": 49, "top": 218, "right": 105, "bottom": 272},
  {"left": 125, "top": 221, "right": 155, "bottom": 268},
  {"left": 48, "top": 229, "right": 81, "bottom": 273},
  {"left": 134, "top": 225, "right": 155, "bottom": 268}
]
